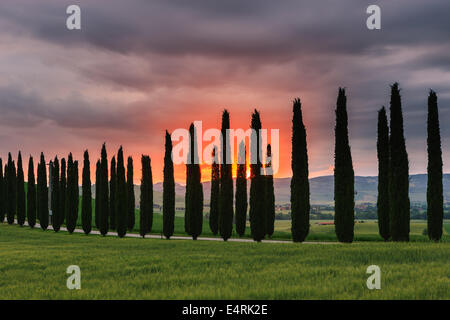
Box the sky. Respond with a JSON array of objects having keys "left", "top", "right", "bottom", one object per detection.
[{"left": 0, "top": 0, "right": 449, "bottom": 183}]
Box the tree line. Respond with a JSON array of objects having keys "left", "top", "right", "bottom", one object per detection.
[{"left": 0, "top": 83, "right": 444, "bottom": 242}]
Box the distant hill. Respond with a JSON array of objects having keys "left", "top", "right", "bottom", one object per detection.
[{"left": 91, "top": 174, "right": 450, "bottom": 206}]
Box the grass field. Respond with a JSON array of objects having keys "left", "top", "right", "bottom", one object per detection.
[
  {"left": 74, "top": 207, "right": 450, "bottom": 242},
  {"left": 0, "top": 224, "right": 448, "bottom": 299}
]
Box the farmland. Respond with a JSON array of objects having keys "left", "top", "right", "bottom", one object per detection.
[{"left": 0, "top": 223, "right": 448, "bottom": 299}]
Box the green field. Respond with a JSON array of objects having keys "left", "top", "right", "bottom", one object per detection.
[
  {"left": 74, "top": 207, "right": 450, "bottom": 242},
  {"left": 0, "top": 224, "right": 448, "bottom": 299}
]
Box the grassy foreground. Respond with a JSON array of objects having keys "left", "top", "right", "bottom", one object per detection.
[{"left": 0, "top": 224, "right": 449, "bottom": 299}]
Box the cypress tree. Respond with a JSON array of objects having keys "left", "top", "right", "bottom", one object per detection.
[
  {"left": 377, "top": 107, "right": 390, "bottom": 241},
  {"left": 209, "top": 147, "right": 220, "bottom": 235},
  {"left": 147, "top": 157, "right": 153, "bottom": 233},
  {"left": 16, "top": 152, "right": 26, "bottom": 226},
  {"left": 82, "top": 150, "right": 92, "bottom": 234},
  {"left": 235, "top": 142, "right": 247, "bottom": 237},
  {"left": 37, "top": 153, "right": 48, "bottom": 230},
  {"left": 185, "top": 147, "right": 191, "bottom": 236},
  {"left": 219, "top": 110, "right": 233, "bottom": 241},
  {"left": 249, "top": 110, "right": 265, "bottom": 241},
  {"left": 99, "top": 143, "right": 109, "bottom": 236},
  {"left": 116, "top": 146, "right": 127, "bottom": 238},
  {"left": 3, "top": 163, "right": 7, "bottom": 223},
  {"left": 51, "top": 157, "right": 61, "bottom": 231},
  {"left": 163, "top": 131, "right": 175, "bottom": 239},
  {"left": 27, "top": 156, "right": 36, "bottom": 228},
  {"left": 127, "top": 156, "right": 135, "bottom": 231},
  {"left": 427, "top": 90, "right": 443, "bottom": 241},
  {"left": 334, "top": 88, "right": 355, "bottom": 243},
  {"left": 389, "top": 83, "right": 410, "bottom": 242},
  {"left": 59, "top": 158, "right": 66, "bottom": 226},
  {"left": 0, "top": 159, "right": 4, "bottom": 223},
  {"left": 186, "top": 123, "right": 203, "bottom": 240},
  {"left": 95, "top": 159, "right": 100, "bottom": 229},
  {"left": 140, "top": 155, "right": 153, "bottom": 237},
  {"left": 6, "top": 153, "right": 16, "bottom": 225},
  {"left": 65, "top": 153, "right": 77, "bottom": 233},
  {"left": 291, "top": 98, "right": 310, "bottom": 242},
  {"left": 109, "top": 156, "right": 117, "bottom": 230},
  {"left": 264, "top": 145, "right": 275, "bottom": 238}
]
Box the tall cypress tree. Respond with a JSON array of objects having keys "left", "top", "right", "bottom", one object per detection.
[
  {"left": 0, "top": 159, "right": 4, "bottom": 223},
  {"left": 186, "top": 123, "right": 203, "bottom": 240},
  {"left": 27, "top": 156, "right": 36, "bottom": 228},
  {"left": 219, "top": 110, "right": 233, "bottom": 241},
  {"left": 334, "top": 88, "right": 355, "bottom": 243},
  {"left": 235, "top": 142, "right": 247, "bottom": 237},
  {"left": 291, "top": 98, "right": 310, "bottom": 242},
  {"left": 377, "top": 107, "right": 390, "bottom": 241},
  {"left": 65, "top": 153, "right": 77, "bottom": 233},
  {"left": 59, "top": 158, "right": 66, "bottom": 226},
  {"left": 389, "top": 83, "right": 410, "bottom": 242},
  {"left": 127, "top": 156, "right": 135, "bottom": 231},
  {"left": 82, "top": 150, "right": 92, "bottom": 234},
  {"left": 116, "top": 146, "right": 127, "bottom": 238},
  {"left": 37, "top": 153, "right": 48, "bottom": 230},
  {"left": 140, "top": 155, "right": 153, "bottom": 237},
  {"left": 249, "top": 110, "right": 265, "bottom": 241},
  {"left": 51, "top": 157, "right": 61, "bottom": 231},
  {"left": 16, "top": 152, "right": 26, "bottom": 226},
  {"left": 95, "top": 159, "right": 100, "bottom": 229},
  {"left": 264, "top": 145, "right": 275, "bottom": 238},
  {"left": 99, "top": 143, "right": 109, "bottom": 236},
  {"left": 163, "top": 131, "right": 175, "bottom": 239},
  {"left": 209, "top": 147, "right": 220, "bottom": 235},
  {"left": 109, "top": 156, "right": 117, "bottom": 230},
  {"left": 427, "top": 90, "right": 443, "bottom": 241},
  {"left": 6, "top": 153, "right": 16, "bottom": 225},
  {"left": 147, "top": 157, "right": 153, "bottom": 233}
]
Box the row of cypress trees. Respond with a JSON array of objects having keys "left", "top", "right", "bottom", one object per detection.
[
  {"left": 376, "top": 85, "right": 444, "bottom": 242},
  {"left": 1, "top": 85, "right": 444, "bottom": 243},
  {"left": 203, "top": 110, "right": 277, "bottom": 242},
  {"left": 0, "top": 145, "right": 156, "bottom": 239}
]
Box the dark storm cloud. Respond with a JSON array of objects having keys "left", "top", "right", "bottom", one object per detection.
[
  {"left": 1, "top": 0, "right": 449, "bottom": 59},
  {"left": 0, "top": 84, "right": 139, "bottom": 129}
]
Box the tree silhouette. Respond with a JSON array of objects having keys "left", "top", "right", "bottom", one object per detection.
[
  {"left": 99, "top": 143, "right": 109, "bottom": 236},
  {"left": 264, "top": 145, "right": 275, "bottom": 237},
  {"left": 127, "top": 156, "right": 135, "bottom": 231},
  {"left": 163, "top": 131, "right": 175, "bottom": 239},
  {"left": 82, "top": 150, "right": 92, "bottom": 234},
  {"left": 377, "top": 107, "right": 390, "bottom": 241},
  {"left": 249, "top": 110, "right": 265, "bottom": 242},
  {"left": 27, "top": 156, "right": 36, "bottom": 228},
  {"left": 116, "top": 146, "right": 127, "bottom": 238},
  {"left": 140, "top": 155, "right": 153, "bottom": 237},
  {"left": 37, "top": 153, "right": 48, "bottom": 230},
  {"left": 291, "top": 98, "right": 310, "bottom": 242},
  {"left": 185, "top": 123, "right": 203, "bottom": 240},
  {"left": 6, "top": 153, "right": 16, "bottom": 225},
  {"left": 219, "top": 110, "right": 233, "bottom": 241},
  {"left": 51, "top": 156, "right": 61, "bottom": 232},
  {"left": 389, "top": 83, "right": 410, "bottom": 241},
  {"left": 109, "top": 156, "right": 117, "bottom": 231},
  {"left": 209, "top": 147, "right": 220, "bottom": 235},
  {"left": 16, "top": 152, "right": 26, "bottom": 226},
  {"left": 59, "top": 158, "right": 66, "bottom": 226},
  {"left": 235, "top": 142, "right": 247, "bottom": 237},
  {"left": 427, "top": 90, "right": 443, "bottom": 241},
  {"left": 334, "top": 88, "right": 354, "bottom": 243}
]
